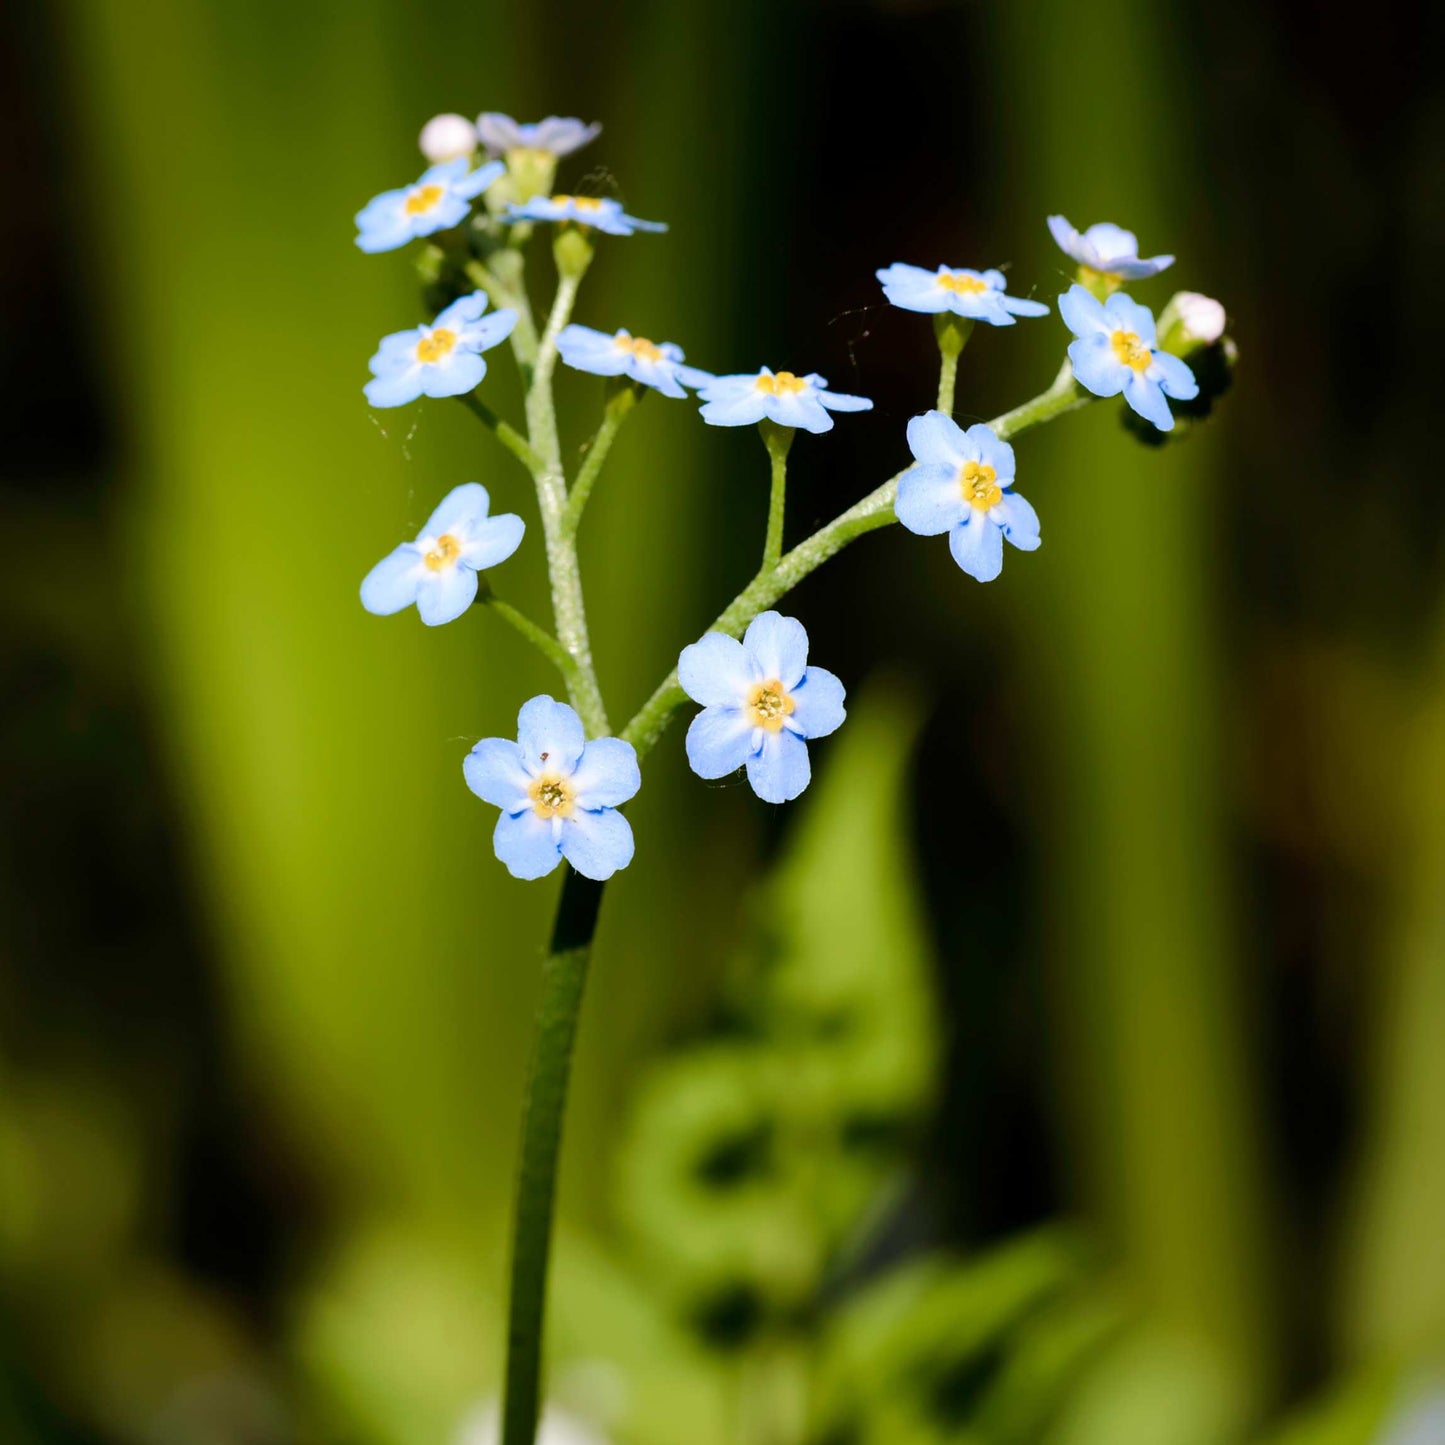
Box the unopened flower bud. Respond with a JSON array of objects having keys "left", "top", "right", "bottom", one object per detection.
[
  {"left": 419, "top": 113, "right": 478, "bottom": 164},
  {"left": 1158, "top": 291, "right": 1226, "bottom": 355}
]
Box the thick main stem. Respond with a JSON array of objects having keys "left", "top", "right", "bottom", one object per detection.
[{"left": 500, "top": 870, "right": 606, "bottom": 1445}]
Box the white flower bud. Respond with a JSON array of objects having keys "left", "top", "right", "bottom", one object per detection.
[
  {"left": 419, "top": 113, "right": 478, "bottom": 164},
  {"left": 1172, "top": 291, "right": 1226, "bottom": 346}
]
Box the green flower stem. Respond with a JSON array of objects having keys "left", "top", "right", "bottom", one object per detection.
[
  {"left": 524, "top": 248, "right": 610, "bottom": 738},
  {"left": 458, "top": 392, "right": 545, "bottom": 476},
  {"left": 465, "top": 257, "right": 540, "bottom": 378},
  {"left": 562, "top": 385, "right": 639, "bottom": 538},
  {"left": 474, "top": 586, "right": 585, "bottom": 696},
  {"left": 933, "top": 313, "right": 973, "bottom": 415},
  {"left": 500, "top": 869, "right": 607, "bottom": 1445},
  {"left": 759, "top": 419, "right": 795, "bottom": 572},
  {"left": 619, "top": 363, "right": 1090, "bottom": 760}
]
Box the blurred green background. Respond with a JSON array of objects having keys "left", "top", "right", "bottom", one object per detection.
[{"left": 3, "top": 1, "right": 1443, "bottom": 1442}]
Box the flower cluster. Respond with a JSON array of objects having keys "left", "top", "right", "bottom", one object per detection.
[{"left": 353, "top": 108, "right": 1229, "bottom": 882}]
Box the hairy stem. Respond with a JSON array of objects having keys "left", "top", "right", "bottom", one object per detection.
[
  {"left": 620, "top": 363, "right": 1088, "bottom": 759},
  {"left": 466, "top": 256, "right": 539, "bottom": 379},
  {"left": 759, "top": 419, "right": 794, "bottom": 572},
  {"left": 936, "top": 349, "right": 959, "bottom": 414},
  {"left": 500, "top": 871, "right": 606, "bottom": 1445}
]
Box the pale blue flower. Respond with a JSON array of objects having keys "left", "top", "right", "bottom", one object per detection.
[
  {"left": 895, "top": 412, "right": 1039, "bottom": 583},
  {"left": 1047, "top": 215, "right": 1174, "bottom": 281},
  {"left": 696, "top": 369, "right": 872, "bottom": 434},
  {"left": 464, "top": 697, "right": 640, "bottom": 881},
  {"left": 364, "top": 292, "right": 517, "bottom": 408},
  {"left": 476, "top": 113, "right": 601, "bottom": 159},
  {"left": 505, "top": 195, "right": 666, "bottom": 236},
  {"left": 678, "top": 612, "right": 845, "bottom": 804},
  {"left": 360, "top": 483, "right": 524, "bottom": 626},
  {"left": 355, "top": 157, "right": 503, "bottom": 253},
  {"left": 1059, "top": 283, "right": 1199, "bottom": 432},
  {"left": 556, "top": 324, "right": 711, "bottom": 398},
  {"left": 875, "top": 263, "right": 1049, "bottom": 326}
]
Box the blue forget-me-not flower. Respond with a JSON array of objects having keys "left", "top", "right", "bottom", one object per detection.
[
  {"left": 1047, "top": 215, "right": 1174, "bottom": 281},
  {"left": 556, "top": 325, "right": 711, "bottom": 398},
  {"left": 1059, "top": 284, "right": 1199, "bottom": 432},
  {"left": 476, "top": 113, "right": 602, "bottom": 159},
  {"left": 506, "top": 196, "right": 665, "bottom": 235},
  {"left": 697, "top": 369, "right": 872, "bottom": 434},
  {"left": 464, "top": 696, "right": 641, "bottom": 881},
  {"left": 355, "top": 157, "right": 503, "bottom": 253},
  {"left": 360, "top": 483, "right": 524, "bottom": 626},
  {"left": 895, "top": 412, "right": 1040, "bottom": 583},
  {"left": 678, "top": 612, "right": 846, "bottom": 804},
  {"left": 876, "top": 263, "right": 1049, "bottom": 326},
  {"left": 364, "top": 292, "right": 517, "bottom": 409}
]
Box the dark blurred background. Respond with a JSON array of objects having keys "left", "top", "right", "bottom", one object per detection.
[{"left": 4, "top": 1, "right": 1444, "bottom": 1442}]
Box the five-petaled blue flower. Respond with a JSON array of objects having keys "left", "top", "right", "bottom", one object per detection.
[
  {"left": 556, "top": 324, "right": 711, "bottom": 398},
  {"left": 364, "top": 293, "right": 517, "bottom": 409},
  {"left": 678, "top": 612, "right": 846, "bottom": 804},
  {"left": 505, "top": 196, "right": 666, "bottom": 236},
  {"left": 696, "top": 369, "right": 872, "bottom": 434},
  {"left": 464, "top": 696, "right": 641, "bottom": 881},
  {"left": 895, "top": 412, "right": 1040, "bottom": 583},
  {"left": 1059, "top": 284, "right": 1199, "bottom": 433},
  {"left": 1046, "top": 215, "right": 1174, "bottom": 281},
  {"left": 476, "top": 113, "right": 601, "bottom": 159},
  {"left": 360, "top": 483, "right": 525, "bottom": 626},
  {"left": 875, "top": 263, "right": 1049, "bottom": 326},
  {"left": 355, "top": 158, "right": 504, "bottom": 254}
]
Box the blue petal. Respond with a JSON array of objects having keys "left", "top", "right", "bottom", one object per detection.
[
  {"left": 1082, "top": 222, "right": 1139, "bottom": 265},
  {"left": 673, "top": 363, "right": 714, "bottom": 391},
  {"left": 419, "top": 158, "right": 470, "bottom": 187},
  {"left": 1058, "top": 283, "right": 1110, "bottom": 338},
  {"left": 949, "top": 513, "right": 1005, "bottom": 582},
  {"left": 678, "top": 632, "right": 755, "bottom": 707},
  {"left": 570, "top": 738, "right": 641, "bottom": 809},
  {"left": 906, "top": 410, "right": 967, "bottom": 467},
  {"left": 463, "top": 738, "right": 531, "bottom": 810},
  {"left": 494, "top": 809, "right": 563, "bottom": 880},
  {"left": 818, "top": 388, "right": 873, "bottom": 413},
  {"left": 1067, "top": 336, "right": 1126, "bottom": 398},
  {"left": 415, "top": 564, "right": 479, "bottom": 625},
  {"left": 356, "top": 215, "right": 417, "bottom": 254},
  {"left": 745, "top": 729, "right": 811, "bottom": 803},
  {"left": 1103, "top": 292, "right": 1157, "bottom": 346},
  {"left": 789, "top": 666, "right": 845, "bottom": 739},
  {"left": 435, "top": 292, "right": 488, "bottom": 330},
  {"left": 1001, "top": 294, "right": 1050, "bottom": 318},
  {"left": 966, "top": 424, "right": 1015, "bottom": 481},
  {"left": 453, "top": 159, "right": 505, "bottom": 199},
  {"left": 476, "top": 113, "right": 523, "bottom": 152},
  {"left": 559, "top": 808, "right": 634, "bottom": 880},
  {"left": 768, "top": 390, "right": 833, "bottom": 433},
  {"left": 463, "top": 309, "right": 519, "bottom": 352},
  {"left": 425, "top": 482, "right": 490, "bottom": 538},
  {"left": 364, "top": 368, "right": 424, "bottom": 408},
  {"left": 360, "top": 545, "right": 422, "bottom": 615},
  {"left": 1047, "top": 214, "right": 1082, "bottom": 261},
  {"left": 685, "top": 705, "right": 756, "bottom": 779},
  {"left": 699, "top": 386, "right": 768, "bottom": 428},
  {"left": 418, "top": 351, "right": 487, "bottom": 398},
  {"left": 744, "top": 612, "right": 809, "bottom": 689},
  {"left": 631, "top": 359, "right": 687, "bottom": 398},
  {"left": 895, "top": 463, "right": 966, "bottom": 536},
  {"left": 1123, "top": 371, "right": 1174, "bottom": 431},
  {"left": 463, "top": 513, "right": 525, "bottom": 570},
  {"left": 992, "top": 491, "right": 1040, "bottom": 551},
  {"left": 1152, "top": 350, "right": 1199, "bottom": 400},
  {"left": 516, "top": 696, "right": 586, "bottom": 773}
]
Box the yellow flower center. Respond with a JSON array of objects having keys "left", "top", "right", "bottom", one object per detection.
[
  {"left": 405, "top": 184, "right": 445, "bottom": 215},
  {"left": 1110, "top": 329, "right": 1153, "bottom": 371},
  {"left": 528, "top": 772, "right": 576, "bottom": 819},
  {"left": 748, "top": 680, "right": 796, "bottom": 733},
  {"left": 754, "top": 371, "right": 808, "bottom": 396},
  {"left": 937, "top": 270, "right": 989, "bottom": 295},
  {"left": 616, "top": 332, "right": 664, "bottom": 362},
  {"left": 553, "top": 195, "right": 603, "bottom": 212},
  {"left": 960, "top": 460, "right": 1002, "bottom": 511},
  {"left": 416, "top": 328, "right": 458, "bottom": 364},
  {"left": 423, "top": 533, "right": 462, "bottom": 571}
]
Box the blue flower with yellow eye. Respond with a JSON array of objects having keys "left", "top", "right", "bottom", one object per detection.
[
  {"left": 697, "top": 369, "right": 872, "bottom": 434},
  {"left": 364, "top": 292, "right": 517, "bottom": 409},
  {"left": 354, "top": 158, "right": 503, "bottom": 253},
  {"left": 360, "top": 483, "right": 524, "bottom": 626},
  {"left": 1047, "top": 215, "right": 1174, "bottom": 282},
  {"left": 476, "top": 113, "right": 601, "bottom": 159},
  {"left": 464, "top": 696, "right": 640, "bottom": 881},
  {"left": 556, "top": 324, "right": 711, "bottom": 398},
  {"left": 876, "top": 263, "right": 1049, "bottom": 326},
  {"left": 505, "top": 195, "right": 666, "bottom": 235},
  {"left": 895, "top": 412, "right": 1039, "bottom": 583},
  {"left": 1059, "top": 284, "right": 1199, "bottom": 432},
  {"left": 678, "top": 612, "right": 846, "bottom": 804}
]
